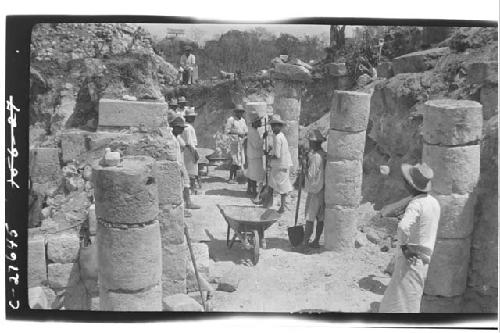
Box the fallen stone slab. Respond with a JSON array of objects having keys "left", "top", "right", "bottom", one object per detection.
[
  {"left": 98, "top": 222, "right": 162, "bottom": 291},
  {"left": 422, "top": 144, "right": 480, "bottom": 195},
  {"left": 47, "top": 233, "right": 80, "bottom": 264},
  {"left": 28, "top": 236, "right": 47, "bottom": 288},
  {"left": 29, "top": 286, "right": 56, "bottom": 309},
  {"left": 327, "top": 129, "right": 366, "bottom": 161},
  {"left": 425, "top": 237, "right": 471, "bottom": 297},
  {"left": 466, "top": 61, "right": 498, "bottom": 85},
  {"left": 98, "top": 98, "right": 168, "bottom": 129},
  {"left": 392, "top": 47, "right": 450, "bottom": 74},
  {"left": 325, "top": 160, "right": 363, "bottom": 208},
  {"left": 272, "top": 63, "right": 312, "bottom": 82},
  {"left": 435, "top": 193, "right": 477, "bottom": 239},
  {"left": 330, "top": 91, "right": 371, "bottom": 132},
  {"left": 30, "top": 148, "right": 61, "bottom": 184},
  {"left": 422, "top": 99, "right": 483, "bottom": 146},
  {"left": 325, "top": 63, "right": 347, "bottom": 76},
  {"left": 216, "top": 275, "right": 239, "bottom": 292},
  {"left": 163, "top": 293, "right": 203, "bottom": 312},
  {"left": 100, "top": 284, "right": 162, "bottom": 311},
  {"left": 377, "top": 62, "right": 394, "bottom": 78}
]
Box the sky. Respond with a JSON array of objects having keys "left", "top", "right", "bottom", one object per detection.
[{"left": 140, "top": 23, "right": 339, "bottom": 45}]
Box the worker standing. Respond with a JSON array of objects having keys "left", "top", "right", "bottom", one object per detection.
[
  {"left": 267, "top": 114, "right": 293, "bottom": 214},
  {"left": 177, "top": 96, "right": 188, "bottom": 118},
  {"left": 182, "top": 107, "right": 200, "bottom": 194},
  {"left": 225, "top": 104, "right": 248, "bottom": 184},
  {"left": 170, "top": 116, "right": 201, "bottom": 214},
  {"left": 245, "top": 111, "right": 266, "bottom": 197},
  {"left": 303, "top": 130, "right": 326, "bottom": 248},
  {"left": 379, "top": 162, "right": 441, "bottom": 313}
]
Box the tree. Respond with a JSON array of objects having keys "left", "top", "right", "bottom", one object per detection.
[{"left": 330, "top": 25, "right": 346, "bottom": 51}]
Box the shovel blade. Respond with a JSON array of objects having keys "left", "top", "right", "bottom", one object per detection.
[{"left": 288, "top": 225, "right": 304, "bottom": 247}]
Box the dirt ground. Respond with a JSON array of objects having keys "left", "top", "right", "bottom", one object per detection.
[{"left": 185, "top": 166, "right": 395, "bottom": 313}]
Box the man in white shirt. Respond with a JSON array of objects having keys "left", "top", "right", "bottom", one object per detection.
[
  {"left": 182, "top": 107, "right": 199, "bottom": 194},
  {"left": 267, "top": 114, "right": 293, "bottom": 213},
  {"left": 379, "top": 162, "right": 441, "bottom": 313},
  {"left": 225, "top": 104, "right": 248, "bottom": 184},
  {"left": 180, "top": 45, "right": 195, "bottom": 85}
]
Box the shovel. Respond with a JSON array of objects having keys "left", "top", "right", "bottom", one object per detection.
[
  {"left": 255, "top": 115, "right": 273, "bottom": 208},
  {"left": 288, "top": 161, "right": 305, "bottom": 247}
]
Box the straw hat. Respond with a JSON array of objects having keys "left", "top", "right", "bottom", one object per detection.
[
  {"left": 184, "top": 107, "right": 197, "bottom": 117},
  {"left": 269, "top": 114, "right": 285, "bottom": 125},
  {"left": 308, "top": 129, "right": 325, "bottom": 142},
  {"left": 169, "top": 98, "right": 178, "bottom": 106},
  {"left": 178, "top": 96, "right": 187, "bottom": 103},
  {"left": 234, "top": 104, "right": 245, "bottom": 112},
  {"left": 401, "top": 162, "right": 433, "bottom": 192}
]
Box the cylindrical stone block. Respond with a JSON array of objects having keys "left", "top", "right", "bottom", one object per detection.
[
  {"left": 435, "top": 193, "right": 477, "bottom": 238},
  {"left": 326, "top": 129, "right": 366, "bottom": 161},
  {"left": 422, "top": 99, "right": 483, "bottom": 146},
  {"left": 159, "top": 204, "right": 185, "bottom": 245},
  {"left": 330, "top": 91, "right": 371, "bottom": 132},
  {"left": 100, "top": 284, "right": 162, "bottom": 311},
  {"left": 153, "top": 160, "right": 183, "bottom": 206},
  {"left": 422, "top": 144, "right": 480, "bottom": 195},
  {"left": 93, "top": 156, "right": 159, "bottom": 224},
  {"left": 97, "top": 222, "right": 162, "bottom": 291},
  {"left": 420, "top": 294, "right": 463, "bottom": 313},
  {"left": 325, "top": 160, "right": 363, "bottom": 207},
  {"left": 245, "top": 101, "right": 268, "bottom": 118},
  {"left": 162, "top": 243, "right": 187, "bottom": 296},
  {"left": 273, "top": 80, "right": 303, "bottom": 98},
  {"left": 424, "top": 237, "right": 471, "bottom": 297},
  {"left": 274, "top": 98, "right": 300, "bottom": 121},
  {"left": 324, "top": 206, "right": 358, "bottom": 251}
]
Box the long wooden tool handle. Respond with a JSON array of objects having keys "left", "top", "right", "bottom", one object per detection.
[
  {"left": 184, "top": 224, "right": 207, "bottom": 311},
  {"left": 294, "top": 163, "right": 304, "bottom": 227}
]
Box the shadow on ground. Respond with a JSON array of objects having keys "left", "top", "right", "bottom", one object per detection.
[
  {"left": 205, "top": 188, "right": 250, "bottom": 198},
  {"left": 358, "top": 274, "right": 387, "bottom": 295}
]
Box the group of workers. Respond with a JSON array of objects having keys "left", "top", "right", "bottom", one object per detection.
[{"left": 165, "top": 96, "right": 442, "bottom": 313}]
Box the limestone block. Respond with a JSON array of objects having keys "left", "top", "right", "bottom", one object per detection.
[
  {"left": 325, "top": 160, "right": 363, "bottom": 207},
  {"left": 333, "top": 76, "right": 352, "bottom": 91},
  {"left": 245, "top": 101, "right": 268, "bottom": 118},
  {"left": 272, "top": 63, "right": 312, "bottom": 82},
  {"left": 422, "top": 144, "right": 480, "bottom": 195},
  {"left": 88, "top": 204, "right": 97, "bottom": 235},
  {"left": 30, "top": 148, "right": 61, "bottom": 183},
  {"left": 186, "top": 242, "right": 210, "bottom": 292},
  {"left": 326, "top": 63, "right": 347, "bottom": 76},
  {"left": 330, "top": 91, "right": 371, "bottom": 132},
  {"left": 435, "top": 193, "right": 477, "bottom": 238},
  {"left": 392, "top": 47, "right": 450, "bottom": 74},
  {"left": 29, "top": 286, "right": 56, "bottom": 309},
  {"left": 100, "top": 284, "right": 162, "bottom": 311},
  {"left": 159, "top": 204, "right": 185, "bottom": 245},
  {"left": 274, "top": 98, "right": 300, "bottom": 121},
  {"left": 422, "top": 99, "right": 483, "bottom": 146},
  {"left": 420, "top": 294, "right": 463, "bottom": 313},
  {"left": 467, "top": 61, "right": 498, "bottom": 85},
  {"left": 28, "top": 237, "right": 47, "bottom": 288},
  {"left": 98, "top": 98, "right": 167, "bottom": 128},
  {"left": 97, "top": 222, "right": 161, "bottom": 291},
  {"left": 60, "top": 130, "right": 92, "bottom": 163},
  {"left": 153, "top": 160, "right": 183, "bottom": 206},
  {"left": 162, "top": 243, "right": 187, "bottom": 296},
  {"left": 273, "top": 80, "right": 304, "bottom": 98},
  {"left": 327, "top": 129, "right": 366, "bottom": 161},
  {"left": 163, "top": 293, "right": 203, "bottom": 312},
  {"left": 48, "top": 263, "right": 80, "bottom": 289},
  {"left": 424, "top": 237, "right": 471, "bottom": 297},
  {"left": 377, "top": 62, "right": 394, "bottom": 78},
  {"left": 324, "top": 206, "right": 358, "bottom": 251},
  {"left": 47, "top": 233, "right": 80, "bottom": 264},
  {"left": 480, "top": 86, "right": 498, "bottom": 119},
  {"left": 93, "top": 156, "right": 159, "bottom": 224}
]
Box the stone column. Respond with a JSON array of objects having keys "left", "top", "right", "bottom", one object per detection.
[
  {"left": 93, "top": 156, "right": 162, "bottom": 311},
  {"left": 245, "top": 101, "right": 268, "bottom": 119},
  {"left": 324, "top": 91, "right": 371, "bottom": 251},
  {"left": 153, "top": 160, "right": 187, "bottom": 299},
  {"left": 273, "top": 79, "right": 305, "bottom": 174},
  {"left": 420, "top": 99, "right": 483, "bottom": 312}
]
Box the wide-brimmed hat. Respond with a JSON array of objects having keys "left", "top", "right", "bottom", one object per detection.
[
  {"left": 308, "top": 129, "right": 325, "bottom": 142},
  {"left": 169, "top": 98, "right": 178, "bottom": 106},
  {"left": 169, "top": 116, "right": 187, "bottom": 128},
  {"left": 248, "top": 111, "right": 262, "bottom": 123},
  {"left": 178, "top": 96, "right": 187, "bottom": 103},
  {"left": 269, "top": 114, "right": 286, "bottom": 125},
  {"left": 234, "top": 104, "right": 245, "bottom": 112},
  {"left": 184, "top": 45, "right": 193, "bottom": 51},
  {"left": 185, "top": 107, "right": 197, "bottom": 117},
  {"left": 401, "top": 162, "right": 433, "bottom": 192}
]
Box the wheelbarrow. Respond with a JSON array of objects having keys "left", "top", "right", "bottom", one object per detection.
[{"left": 217, "top": 204, "right": 280, "bottom": 264}]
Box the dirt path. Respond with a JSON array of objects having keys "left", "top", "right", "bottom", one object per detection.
[{"left": 185, "top": 167, "right": 394, "bottom": 313}]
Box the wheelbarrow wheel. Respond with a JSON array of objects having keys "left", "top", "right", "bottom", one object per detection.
[{"left": 252, "top": 230, "right": 260, "bottom": 265}]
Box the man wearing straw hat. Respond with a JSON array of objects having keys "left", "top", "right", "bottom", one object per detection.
[
  {"left": 182, "top": 106, "right": 200, "bottom": 194},
  {"left": 267, "top": 114, "right": 293, "bottom": 213},
  {"left": 303, "top": 129, "right": 326, "bottom": 248},
  {"left": 225, "top": 104, "right": 248, "bottom": 184},
  {"left": 177, "top": 96, "right": 188, "bottom": 118},
  {"left": 379, "top": 162, "right": 441, "bottom": 313},
  {"left": 246, "top": 111, "right": 266, "bottom": 197}
]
